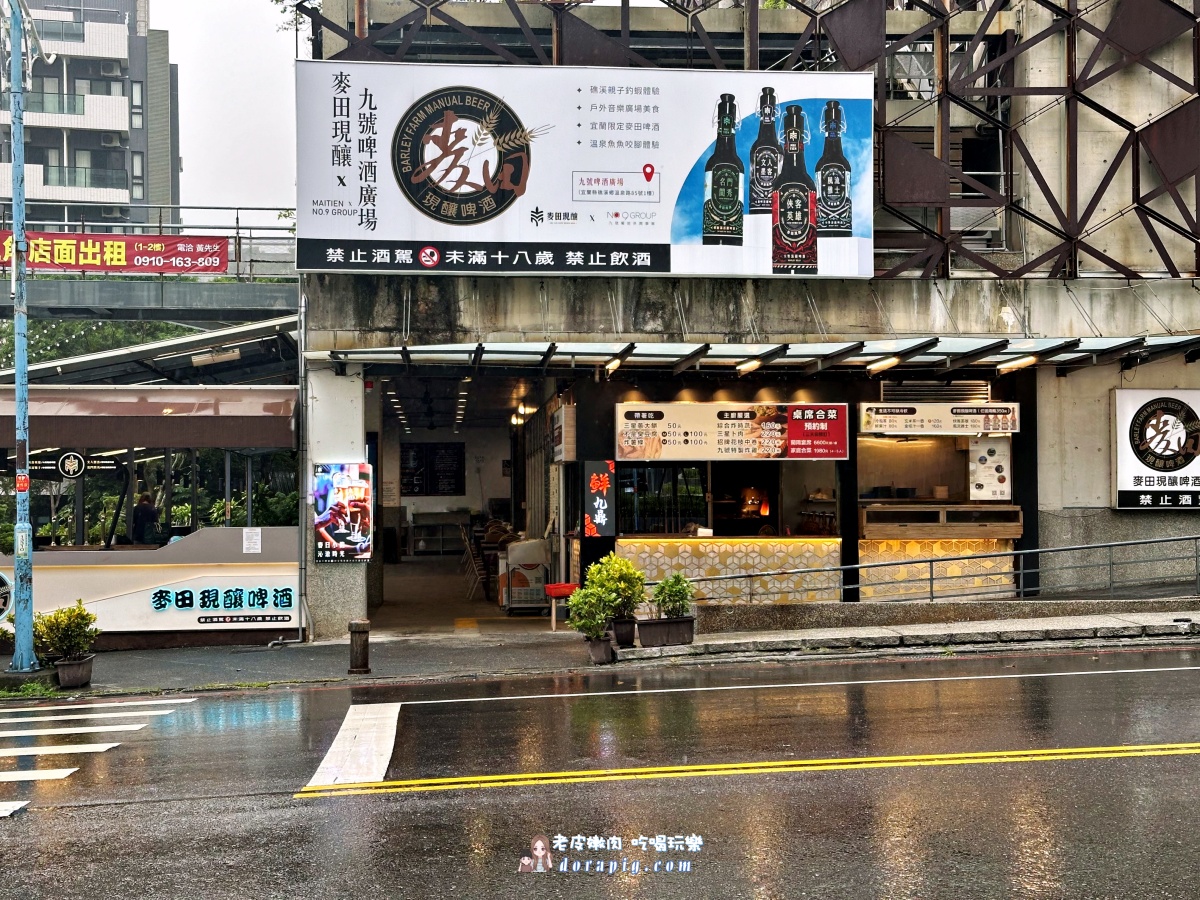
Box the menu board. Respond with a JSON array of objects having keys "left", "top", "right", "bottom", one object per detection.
[
  {"left": 860, "top": 403, "right": 1020, "bottom": 435},
  {"left": 400, "top": 443, "right": 466, "bottom": 497},
  {"left": 969, "top": 437, "right": 1011, "bottom": 501},
  {"left": 615, "top": 403, "right": 849, "bottom": 461}
]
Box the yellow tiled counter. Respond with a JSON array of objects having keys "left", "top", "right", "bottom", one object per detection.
[
  {"left": 858, "top": 539, "right": 1015, "bottom": 601},
  {"left": 616, "top": 537, "right": 842, "bottom": 604}
]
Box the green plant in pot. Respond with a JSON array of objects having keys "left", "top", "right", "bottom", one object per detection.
[
  {"left": 639, "top": 573, "right": 696, "bottom": 648},
  {"left": 567, "top": 584, "right": 617, "bottom": 665},
  {"left": 39, "top": 601, "right": 101, "bottom": 689},
  {"left": 584, "top": 553, "right": 645, "bottom": 649}
]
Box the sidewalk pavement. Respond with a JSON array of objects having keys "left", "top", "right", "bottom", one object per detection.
[{"left": 4, "top": 608, "right": 1200, "bottom": 697}]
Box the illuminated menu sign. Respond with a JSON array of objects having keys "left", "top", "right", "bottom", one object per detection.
[
  {"left": 615, "top": 403, "right": 849, "bottom": 461},
  {"left": 859, "top": 403, "right": 1020, "bottom": 435}
]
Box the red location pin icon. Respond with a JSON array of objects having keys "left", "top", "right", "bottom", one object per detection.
[{"left": 642, "top": 163, "right": 655, "bottom": 182}]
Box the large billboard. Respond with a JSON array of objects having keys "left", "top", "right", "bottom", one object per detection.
[
  {"left": 296, "top": 61, "right": 873, "bottom": 278},
  {"left": 1113, "top": 389, "right": 1200, "bottom": 510}
]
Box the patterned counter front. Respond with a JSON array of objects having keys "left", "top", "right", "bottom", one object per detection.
[
  {"left": 859, "top": 539, "right": 1015, "bottom": 601},
  {"left": 616, "top": 538, "right": 842, "bottom": 605}
]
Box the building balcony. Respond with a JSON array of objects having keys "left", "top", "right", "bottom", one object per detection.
[
  {"left": 37, "top": 19, "right": 128, "bottom": 62},
  {"left": 0, "top": 92, "right": 129, "bottom": 133},
  {"left": 0, "top": 162, "right": 129, "bottom": 205}
]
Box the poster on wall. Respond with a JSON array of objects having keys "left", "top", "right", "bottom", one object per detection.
[
  {"left": 860, "top": 403, "right": 1020, "bottom": 435},
  {"left": 616, "top": 403, "right": 849, "bottom": 461},
  {"left": 313, "top": 463, "right": 373, "bottom": 562},
  {"left": 1112, "top": 389, "right": 1200, "bottom": 509},
  {"left": 583, "top": 460, "right": 616, "bottom": 537},
  {"left": 296, "top": 61, "right": 873, "bottom": 278},
  {"left": 969, "top": 437, "right": 1011, "bottom": 501}
]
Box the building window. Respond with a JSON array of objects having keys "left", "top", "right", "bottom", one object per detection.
[
  {"left": 131, "top": 151, "right": 144, "bottom": 201},
  {"left": 131, "top": 81, "right": 143, "bottom": 130}
]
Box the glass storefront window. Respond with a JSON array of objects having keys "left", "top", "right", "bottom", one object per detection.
[{"left": 617, "top": 465, "right": 708, "bottom": 535}]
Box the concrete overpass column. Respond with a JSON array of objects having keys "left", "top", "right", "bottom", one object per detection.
[{"left": 304, "top": 363, "right": 367, "bottom": 640}]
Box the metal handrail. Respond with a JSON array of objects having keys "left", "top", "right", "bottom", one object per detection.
[{"left": 645, "top": 534, "right": 1200, "bottom": 604}]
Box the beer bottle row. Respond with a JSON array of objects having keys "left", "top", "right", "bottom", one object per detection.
[{"left": 701, "top": 90, "right": 853, "bottom": 275}]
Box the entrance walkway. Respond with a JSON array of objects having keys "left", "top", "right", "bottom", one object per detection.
[{"left": 371, "top": 556, "right": 560, "bottom": 637}]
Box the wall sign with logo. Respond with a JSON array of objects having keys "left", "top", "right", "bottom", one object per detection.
[
  {"left": 312, "top": 463, "right": 373, "bottom": 562},
  {"left": 1113, "top": 389, "right": 1200, "bottom": 509},
  {"left": 583, "top": 460, "right": 616, "bottom": 537},
  {"left": 860, "top": 404, "right": 1020, "bottom": 435},
  {"left": 616, "top": 403, "right": 849, "bottom": 461},
  {"left": 297, "top": 61, "right": 873, "bottom": 278}
]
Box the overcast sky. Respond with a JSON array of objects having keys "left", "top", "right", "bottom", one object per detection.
[{"left": 149, "top": 1, "right": 298, "bottom": 226}]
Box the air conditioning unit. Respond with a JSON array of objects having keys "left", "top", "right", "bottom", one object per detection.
[
  {"left": 100, "top": 133, "right": 120, "bottom": 148},
  {"left": 100, "top": 61, "right": 121, "bottom": 78},
  {"left": 100, "top": 206, "right": 123, "bottom": 218}
]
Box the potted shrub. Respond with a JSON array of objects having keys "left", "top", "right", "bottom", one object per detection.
[
  {"left": 639, "top": 573, "right": 696, "bottom": 648},
  {"left": 39, "top": 601, "right": 101, "bottom": 688},
  {"left": 584, "top": 553, "right": 645, "bottom": 649},
  {"left": 567, "top": 583, "right": 617, "bottom": 664}
]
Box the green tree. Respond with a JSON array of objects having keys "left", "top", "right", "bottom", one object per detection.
[{"left": 0, "top": 320, "right": 196, "bottom": 367}]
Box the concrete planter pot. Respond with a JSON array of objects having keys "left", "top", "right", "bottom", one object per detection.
[
  {"left": 54, "top": 655, "right": 95, "bottom": 689},
  {"left": 638, "top": 617, "right": 695, "bottom": 648},
  {"left": 610, "top": 618, "right": 637, "bottom": 649},
  {"left": 586, "top": 637, "right": 615, "bottom": 665}
]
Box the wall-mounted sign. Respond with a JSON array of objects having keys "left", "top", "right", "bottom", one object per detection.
[
  {"left": 969, "top": 437, "right": 1011, "bottom": 501},
  {"left": 583, "top": 460, "right": 616, "bottom": 537},
  {"left": 615, "top": 403, "right": 849, "bottom": 461},
  {"left": 400, "top": 443, "right": 466, "bottom": 496},
  {"left": 0, "top": 231, "right": 227, "bottom": 274},
  {"left": 28, "top": 453, "right": 121, "bottom": 480},
  {"left": 313, "top": 463, "right": 373, "bottom": 562},
  {"left": 551, "top": 403, "right": 577, "bottom": 462},
  {"left": 1113, "top": 389, "right": 1200, "bottom": 509},
  {"left": 860, "top": 403, "right": 1020, "bottom": 435},
  {"left": 296, "top": 61, "right": 873, "bottom": 278}
]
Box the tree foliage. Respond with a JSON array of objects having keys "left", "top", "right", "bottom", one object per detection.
[{"left": 0, "top": 319, "right": 195, "bottom": 367}]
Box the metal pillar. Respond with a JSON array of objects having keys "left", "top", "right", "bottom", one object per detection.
[
  {"left": 245, "top": 455, "right": 253, "bottom": 527},
  {"left": 190, "top": 449, "right": 198, "bottom": 532},
  {"left": 224, "top": 450, "right": 232, "bottom": 527},
  {"left": 163, "top": 447, "right": 173, "bottom": 537},
  {"left": 8, "top": 0, "right": 36, "bottom": 672},
  {"left": 125, "top": 448, "right": 135, "bottom": 539},
  {"left": 73, "top": 456, "right": 85, "bottom": 546}
]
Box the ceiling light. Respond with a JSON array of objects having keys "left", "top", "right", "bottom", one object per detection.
[
  {"left": 735, "top": 358, "right": 762, "bottom": 375},
  {"left": 866, "top": 355, "right": 901, "bottom": 375},
  {"left": 190, "top": 347, "right": 241, "bottom": 367},
  {"left": 998, "top": 354, "right": 1039, "bottom": 373}
]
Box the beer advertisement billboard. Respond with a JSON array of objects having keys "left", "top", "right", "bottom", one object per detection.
[
  {"left": 312, "top": 463, "right": 373, "bottom": 562},
  {"left": 296, "top": 61, "right": 873, "bottom": 278}
]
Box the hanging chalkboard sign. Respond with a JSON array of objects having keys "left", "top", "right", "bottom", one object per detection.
[{"left": 400, "top": 443, "right": 465, "bottom": 497}]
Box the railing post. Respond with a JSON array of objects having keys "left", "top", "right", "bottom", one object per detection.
[
  {"left": 1194, "top": 539, "right": 1199, "bottom": 596},
  {"left": 1107, "top": 544, "right": 1114, "bottom": 596},
  {"left": 929, "top": 560, "right": 935, "bottom": 602},
  {"left": 747, "top": 573, "right": 753, "bottom": 603},
  {"left": 1017, "top": 553, "right": 1024, "bottom": 599}
]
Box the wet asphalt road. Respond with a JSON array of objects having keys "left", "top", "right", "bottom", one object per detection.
[{"left": 4, "top": 647, "right": 1200, "bottom": 899}]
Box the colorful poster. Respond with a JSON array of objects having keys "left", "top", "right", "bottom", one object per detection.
[
  {"left": 1112, "top": 389, "right": 1200, "bottom": 509},
  {"left": 615, "top": 403, "right": 849, "bottom": 461},
  {"left": 969, "top": 437, "right": 1011, "bottom": 501},
  {"left": 296, "top": 61, "right": 873, "bottom": 277},
  {"left": 312, "top": 463, "right": 373, "bottom": 562},
  {"left": 583, "top": 461, "right": 616, "bottom": 537},
  {"left": 0, "top": 231, "right": 228, "bottom": 274},
  {"left": 859, "top": 404, "right": 1021, "bottom": 435}
]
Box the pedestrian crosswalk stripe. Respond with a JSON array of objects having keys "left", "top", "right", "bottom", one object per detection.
[
  {"left": 307, "top": 703, "right": 401, "bottom": 788},
  {"left": 0, "top": 698, "right": 195, "bottom": 715},
  {"left": 0, "top": 769, "right": 77, "bottom": 783},
  {"left": 0, "top": 723, "right": 147, "bottom": 739},
  {"left": 0, "top": 802, "right": 28, "bottom": 817},
  {"left": 297, "top": 740, "right": 1200, "bottom": 798},
  {"left": 0, "top": 743, "right": 119, "bottom": 758},
  {"left": 0, "top": 710, "right": 176, "bottom": 725}
]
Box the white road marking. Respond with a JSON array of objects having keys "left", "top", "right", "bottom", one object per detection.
[
  {"left": 0, "top": 698, "right": 195, "bottom": 714},
  {"left": 0, "top": 724, "right": 147, "bottom": 739},
  {"left": 0, "top": 743, "right": 119, "bottom": 758},
  {"left": 399, "top": 664, "right": 1200, "bottom": 707},
  {"left": 308, "top": 703, "right": 402, "bottom": 788},
  {"left": 0, "top": 769, "right": 77, "bottom": 783},
  {"left": 0, "top": 710, "right": 175, "bottom": 725},
  {"left": 0, "top": 801, "right": 29, "bottom": 817}
]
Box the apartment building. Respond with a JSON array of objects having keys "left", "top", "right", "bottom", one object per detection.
[{"left": 0, "top": 0, "right": 180, "bottom": 229}]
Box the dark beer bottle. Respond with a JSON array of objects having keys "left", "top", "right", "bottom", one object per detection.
[
  {"left": 702, "top": 93, "right": 744, "bottom": 246},
  {"left": 749, "top": 87, "right": 781, "bottom": 216},
  {"left": 771, "top": 104, "right": 817, "bottom": 274},
  {"left": 816, "top": 100, "right": 852, "bottom": 237}
]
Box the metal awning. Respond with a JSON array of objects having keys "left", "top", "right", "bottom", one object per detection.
[
  {"left": 309, "top": 335, "right": 1200, "bottom": 379},
  {"left": 0, "top": 317, "right": 298, "bottom": 386}
]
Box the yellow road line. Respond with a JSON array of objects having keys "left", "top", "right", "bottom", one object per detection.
[{"left": 296, "top": 741, "right": 1200, "bottom": 798}]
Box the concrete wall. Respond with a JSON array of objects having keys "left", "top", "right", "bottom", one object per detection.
[
  {"left": 1037, "top": 359, "right": 1200, "bottom": 590},
  {"left": 380, "top": 422, "right": 510, "bottom": 517}
]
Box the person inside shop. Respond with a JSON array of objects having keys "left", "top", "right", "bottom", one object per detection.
[{"left": 132, "top": 492, "right": 159, "bottom": 545}]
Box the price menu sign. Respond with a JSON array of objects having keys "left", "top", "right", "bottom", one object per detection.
[
  {"left": 859, "top": 403, "right": 1020, "bottom": 435},
  {"left": 615, "top": 403, "right": 849, "bottom": 461},
  {"left": 400, "top": 443, "right": 466, "bottom": 497}
]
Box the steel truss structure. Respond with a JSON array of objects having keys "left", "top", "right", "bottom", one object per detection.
[{"left": 298, "top": 0, "right": 1200, "bottom": 280}]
